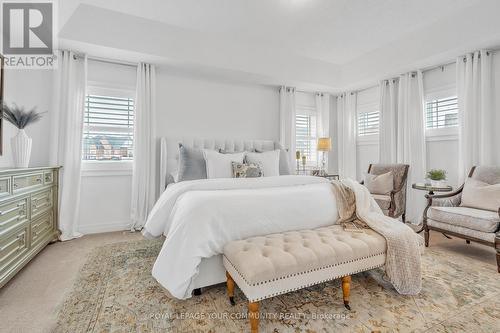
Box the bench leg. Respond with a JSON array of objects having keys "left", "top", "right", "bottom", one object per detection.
[
  {"left": 226, "top": 272, "right": 236, "bottom": 306},
  {"left": 248, "top": 301, "right": 260, "bottom": 333},
  {"left": 192, "top": 288, "right": 202, "bottom": 296},
  {"left": 341, "top": 275, "right": 351, "bottom": 310}
]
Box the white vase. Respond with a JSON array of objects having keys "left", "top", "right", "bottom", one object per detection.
[{"left": 11, "top": 129, "right": 32, "bottom": 168}]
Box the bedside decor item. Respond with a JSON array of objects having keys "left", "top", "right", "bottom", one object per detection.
[
  {"left": 295, "top": 150, "right": 301, "bottom": 173},
  {"left": 2, "top": 103, "right": 44, "bottom": 168},
  {"left": 317, "top": 137, "right": 331, "bottom": 173},
  {"left": 0, "top": 167, "right": 60, "bottom": 288},
  {"left": 301, "top": 155, "right": 306, "bottom": 174},
  {"left": 426, "top": 169, "right": 447, "bottom": 187}
]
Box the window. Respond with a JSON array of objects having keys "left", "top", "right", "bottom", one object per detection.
[
  {"left": 425, "top": 96, "right": 458, "bottom": 129},
  {"left": 82, "top": 94, "right": 134, "bottom": 161},
  {"left": 357, "top": 111, "right": 379, "bottom": 136},
  {"left": 295, "top": 112, "right": 317, "bottom": 165}
]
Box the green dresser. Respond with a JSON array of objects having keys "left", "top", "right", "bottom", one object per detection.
[{"left": 0, "top": 167, "right": 60, "bottom": 289}]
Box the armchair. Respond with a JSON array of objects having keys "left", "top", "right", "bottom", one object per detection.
[
  {"left": 364, "top": 164, "right": 409, "bottom": 222},
  {"left": 423, "top": 166, "right": 500, "bottom": 273}
]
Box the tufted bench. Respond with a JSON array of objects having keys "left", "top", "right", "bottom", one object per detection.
[{"left": 223, "top": 224, "right": 387, "bottom": 332}]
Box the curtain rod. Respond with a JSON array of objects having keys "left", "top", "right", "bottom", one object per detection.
[
  {"left": 339, "top": 48, "right": 499, "bottom": 96},
  {"left": 87, "top": 56, "right": 137, "bottom": 68}
]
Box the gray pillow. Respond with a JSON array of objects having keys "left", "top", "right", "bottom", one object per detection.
[
  {"left": 177, "top": 144, "right": 207, "bottom": 181},
  {"left": 255, "top": 143, "right": 292, "bottom": 175}
]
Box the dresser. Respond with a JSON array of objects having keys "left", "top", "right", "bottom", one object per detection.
[{"left": 0, "top": 167, "right": 60, "bottom": 288}]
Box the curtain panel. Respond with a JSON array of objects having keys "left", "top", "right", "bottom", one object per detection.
[
  {"left": 131, "top": 63, "right": 157, "bottom": 230},
  {"left": 336, "top": 92, "right": 357, "bottom": 180},
  {"left": 279, "top": 86, "right": 296, "bottom": 169},
  {"left": 379, "top": 78, "right": 399, "bottom": 163},
  {"left": 456, "top": 50, "right": 495, "bottom": 183},
  {"left": 397, "top": 71, "right": 426, "bottom": 223},
  {"left": 50, "top": 50, "right": 87, "bottom": 241}
]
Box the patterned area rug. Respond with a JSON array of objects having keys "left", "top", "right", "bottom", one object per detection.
[{"left": 53, "top": 239, "right": 500, "bottom": 333}]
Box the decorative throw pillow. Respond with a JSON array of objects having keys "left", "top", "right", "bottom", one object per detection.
[
  {"left": 177, "top": 144, "right": 207, "bottom": 181},
  {"left": 460, "top": 177, "right": 500, "bottom": 212},
  {"left": 231, "top": 162, "right": 263, "bottom": 178},
  {"left": 203, "top": 149, "right": 245, "bottom": 179},
  {"left": 245, "top": 150, "right": 280, "bottom": 177},
  {"left": 256, "top": 143, "right": 292, "bottom": 175},
  {"left": 364, "top": 171, "right": 394, "bottom": 195}
]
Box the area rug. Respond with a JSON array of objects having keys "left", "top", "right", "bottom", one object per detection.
[{"left": 53, "top": 239, "right": 500, "bottom": 333}]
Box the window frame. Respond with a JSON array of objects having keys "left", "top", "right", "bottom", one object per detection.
[
  {"left": 81, "top": 84, "right": 135, "bottom": 174},
  {"left": 295, "top": 104, "right": 319, "bottom": 168},
  {"left": 424, "top": 86, "right": 458, "bottom": 141}
]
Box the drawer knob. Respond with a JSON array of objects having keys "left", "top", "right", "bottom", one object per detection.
[
  {"left": 13, "top": 183, "right": 18, "bottom": 188},
  {"left": 36, "top": 178, "right": 42, "bottom": 183}
]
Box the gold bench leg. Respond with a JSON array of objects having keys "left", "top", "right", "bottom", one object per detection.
[
  {"left": 341, "top": 275, "right": 351, "bottom": 310},
  {"left": 248, "top": 301, "right": 260, "bottom": 333},
  {"left": 226, "top": 271, "right": 236, "bottom": 306}
]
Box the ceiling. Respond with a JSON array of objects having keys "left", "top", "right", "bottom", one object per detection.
[{"left": 58, "top": 0, "right": 500, "bottom": 92}]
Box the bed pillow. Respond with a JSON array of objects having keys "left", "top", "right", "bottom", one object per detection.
[
  {"left": 245, "top": 150, "right": 280, "bottom": 177},
  {"left": 231, "top": 162, "right": 263, "bottom": 178},
  {"left": 364, "top": 171, "right": 394, "bottom": 195},
  {"left": 203, "top": 149, "right": 245, "bottom": 179},
  {"left": 460, "top": 177, "right": 500, "bottom": 212},
  {"left": 177, "top": 144, "right": 207, "bottom": 181},
  {"left": 258, "top": 143, "right": 291, "bottom": 175}
]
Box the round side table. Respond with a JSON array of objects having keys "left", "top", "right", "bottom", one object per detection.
[{"left": 412, "top": 183, "right": 453, "bottom": 233}]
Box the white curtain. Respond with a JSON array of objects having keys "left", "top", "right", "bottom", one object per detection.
[
  {"left": 50, "top": 50, "right": 87, "bottom": 241},
  {"left": 379, "top": 79, "right": 399, "bottom": 163},
  {"left": 456, "top": 50, "right": 495, "bottom": 183},
  {"left": 397, "top": 71, "right": 426, "bottom": 223},
  {"left": 279, "top": 86, "right": 296, "bottom": 169},
  {"left": 336, "top": 92, "right": 357, "bottom": 180},
  {"left": 131, "top": 63, "right": 157, "bottom": 230},
  {"left": 316, "top": 93, "right": 330, "bottom": 138}
]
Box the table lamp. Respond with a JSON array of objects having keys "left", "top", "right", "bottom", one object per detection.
[{"left": 317, "top": 137, "right": 331, "bottom": 174}]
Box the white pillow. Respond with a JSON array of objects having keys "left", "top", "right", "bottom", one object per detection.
[
  {"left": 460, "top": 177, "right": 500, "bottom": 212},
  {"left": 364, "top": 172, "right": 394, "bottom": 195},
  {"left": 245, "top": 150, "right": 280, "bottom": 177},
  {"left": 203, "top": 150, "right": 245, "bottom": 179}
]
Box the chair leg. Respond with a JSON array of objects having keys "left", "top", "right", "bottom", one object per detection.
[
  {"left": 341, "top": 275, "right": 351, "bottom": 310},
  {"left": 496, "top": 250, "right": 500, "bottom": 274},
  {"left": 424, "top": 227, "right": 429, "bottom": 247},
  {"left": 226, "top": 272, "right": 235, "bottom": 305},
  {"left": 466, "top": 240, "right": 470, "bottom": 244},
  {"left": 193, "top": 288, "right": 202, "bottom": 296},
  {"left": 401, "top": 213, "right": 406, "bottom": 223},
  {"left": 248, "top": 301, "right": 260, "bottom": 333}
]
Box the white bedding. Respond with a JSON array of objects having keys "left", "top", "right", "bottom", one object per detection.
[{"left": 143, "top": 176, "right": 339, "bottom": 299}]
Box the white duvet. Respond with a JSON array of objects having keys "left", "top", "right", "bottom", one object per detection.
[{"left": 143, "top": 176, "right": 339, "bottom": 299}]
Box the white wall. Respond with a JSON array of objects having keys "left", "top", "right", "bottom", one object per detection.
[
  {"left": 77, "top": 62, "right": 280, "bottom": 234},
  {"left": 0, "top": 69, "right": 53, "bottom": 168}
]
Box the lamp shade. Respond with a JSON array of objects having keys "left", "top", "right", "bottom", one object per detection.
[{"left": 317, "top": 137, "right": 332, "bottom": 151}]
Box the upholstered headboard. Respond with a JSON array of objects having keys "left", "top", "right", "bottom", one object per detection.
[{"left": 159, "top": 137, "right": 277, "bottom": 191}]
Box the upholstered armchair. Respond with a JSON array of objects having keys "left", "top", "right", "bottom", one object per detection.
[
  {"left": 363, "top": 164, "right": 409, "bottom": 221},
  {"left": 424, "top": 166, "right": 500, "bottom": 273}
]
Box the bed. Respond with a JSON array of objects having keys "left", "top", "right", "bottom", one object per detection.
[{"left": 145, "top": 138, "right": 340, "bottom": 299}]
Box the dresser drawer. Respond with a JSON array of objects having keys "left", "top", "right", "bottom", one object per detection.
[
  {"left": 0, "top": 197, "right": 28, "bottom": 233},
  {"left": 43, "top": 171, "right": 54, "bottom": 185},
  {"left": 31, "top": 211, "right": 54, "bottom": 248},
  {"left": 12, "top": 173, "right": 44, "bottom": 193},
  {"left": 31, "top": 188, "right": 53, "bottom": 218},
  {"left": 0, "top": 177, "right": 11, "bottom": 197},
  {"left": 0, "top": 225, "right": 29, "bottom": 279}
]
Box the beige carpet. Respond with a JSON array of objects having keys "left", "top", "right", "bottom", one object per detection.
[{"left": 51, "top": 236, "right": 500, "bottom": 333}]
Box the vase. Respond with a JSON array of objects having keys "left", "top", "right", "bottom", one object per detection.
[
  {"left": 430, "top": 180, "right": 445, "bottom": 187},
  {"left": 11, "top": 129, "right": 32, "bottom": 168}
]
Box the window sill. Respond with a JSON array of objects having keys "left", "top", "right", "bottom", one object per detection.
[
  {"left": 81, "top": 161, "right": 133, "bottom": 177},
  {"left": 357, "top": 134, "right": 378, "bottom": 146},
  {"left": 425, "top": 127, "right": 458, "bottom": 142}
]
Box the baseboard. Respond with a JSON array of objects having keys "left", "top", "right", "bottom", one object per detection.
[{"left": 78, "top": 220, "right": 132, "bottom": 234}]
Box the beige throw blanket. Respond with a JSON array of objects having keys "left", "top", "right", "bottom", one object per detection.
[{"left": 331, "top": 179, "right": 423, "bottom": 295}]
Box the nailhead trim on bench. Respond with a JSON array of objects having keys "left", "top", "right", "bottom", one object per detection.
[{"left": 223, "top": 251, "right": 386, "bottom": 287}]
